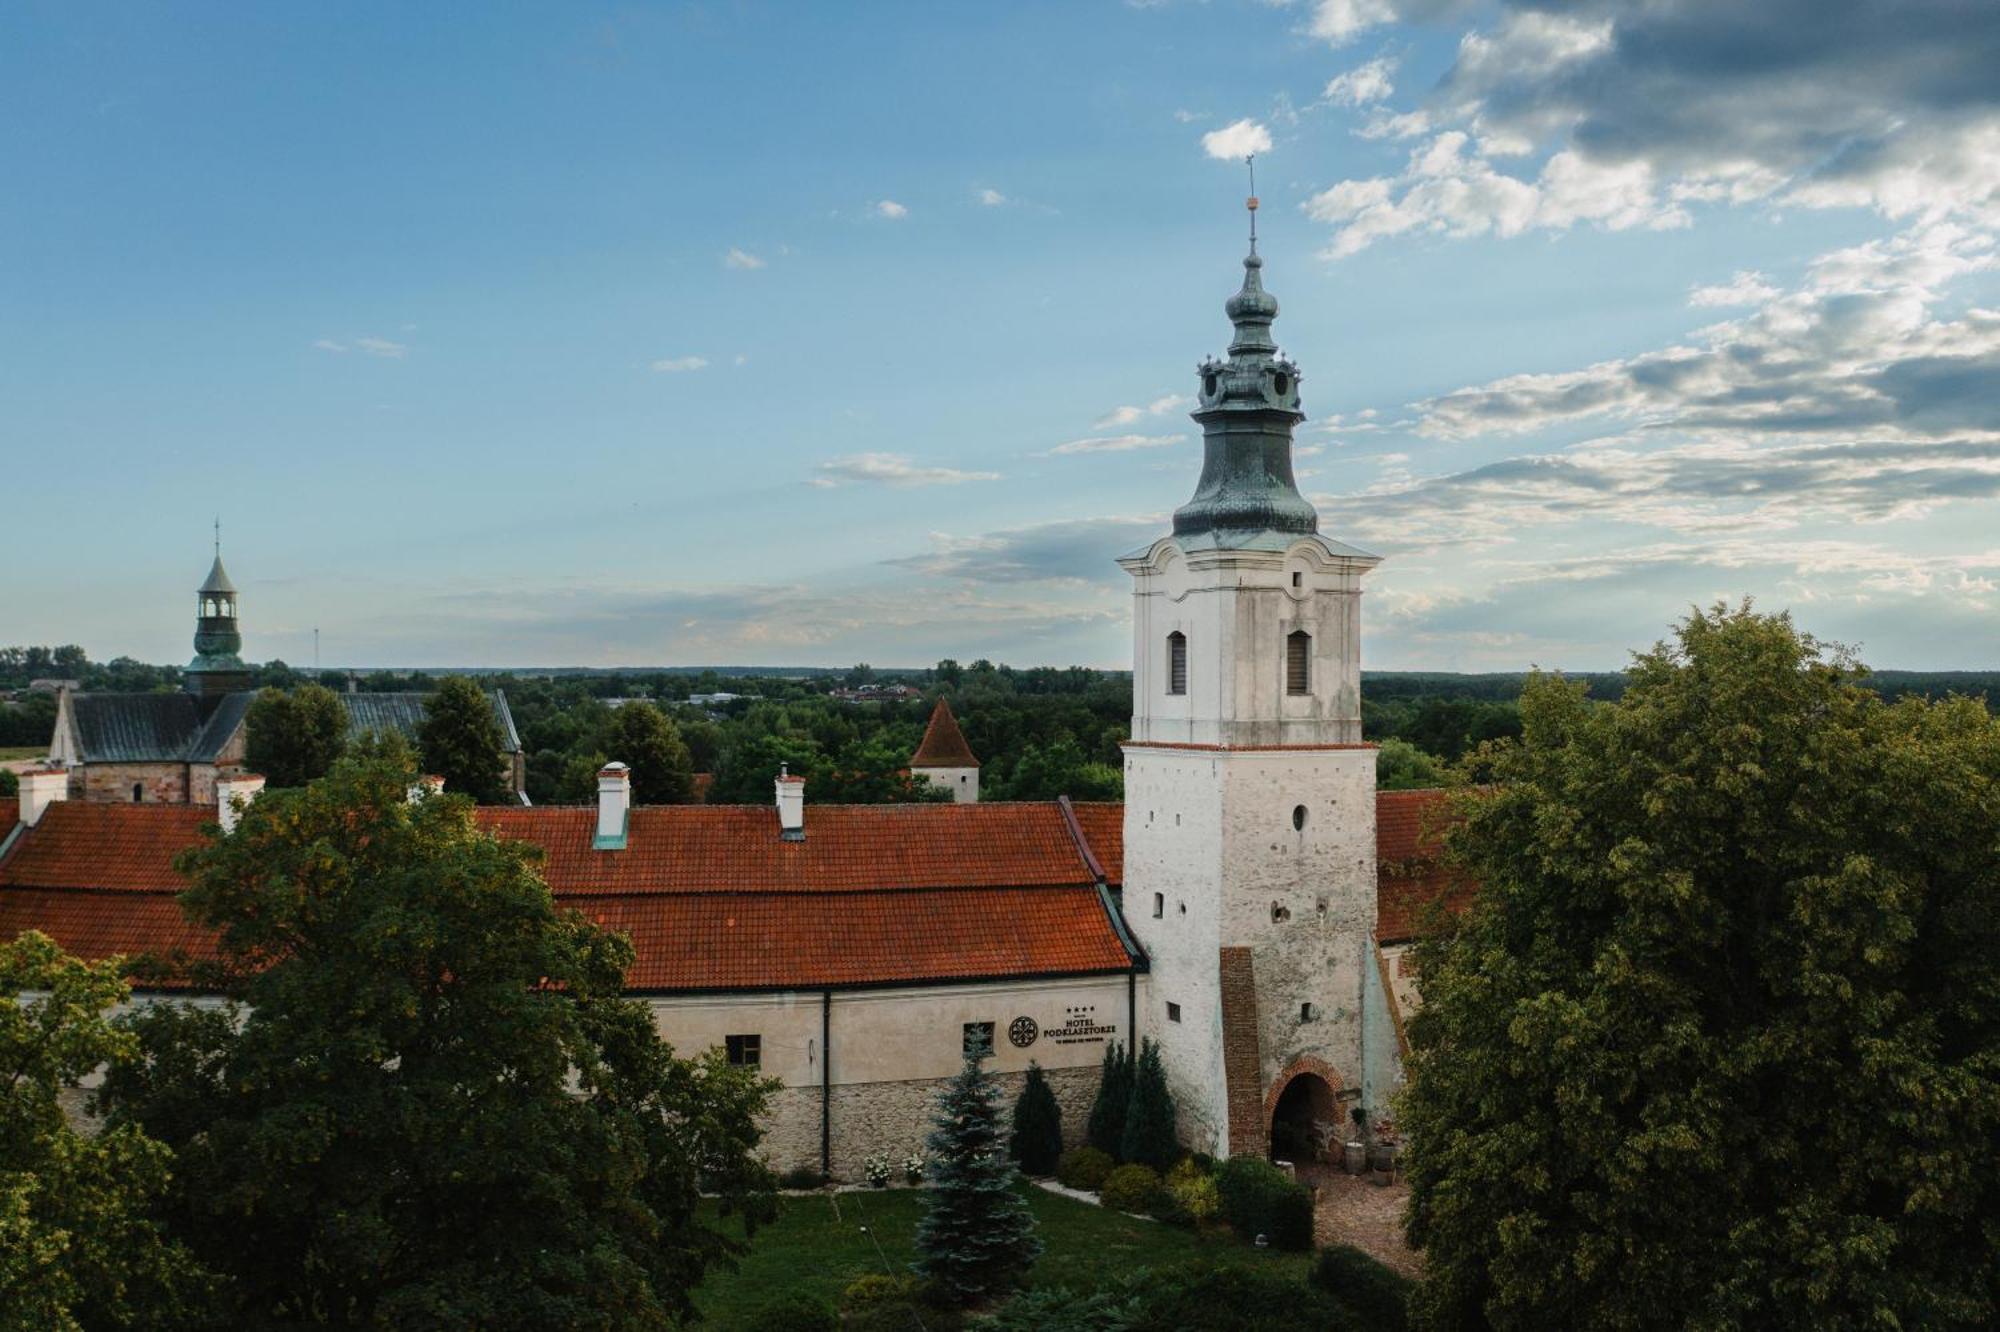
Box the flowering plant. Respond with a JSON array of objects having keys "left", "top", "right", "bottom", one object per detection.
[
  {"left": 901, "top": 1151, "right": 928, "bottom": 1185},
  {"left": 863, "top": 1152, "right": 893, "bottom": 1188}
]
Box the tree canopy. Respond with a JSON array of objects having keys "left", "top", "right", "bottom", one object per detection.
[
  {"left": 0, "top": 932, "right": 206, "bottom": 1331},
  {"left": 243, "top": 683, "right": 348, "bottom": 788},
  {"left": 1401, "top": 604, "right": 2000, "bottom": 1330},
  {"left": 604, "top": 701, "right": 696, "bottom": 805},
  {"left": 417, "top": 675, "right": 507, "bottom": 804},
  {"left": 100, "top": 757, "right": 776, "bottom": 1328}
]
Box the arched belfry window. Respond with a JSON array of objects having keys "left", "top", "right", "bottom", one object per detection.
[
  {"left": 1286, "top": 630, "right": 1311, "bottom": 695},
  {"left": 1167, "top": 631, "right": 1188, "bottom": 696}
]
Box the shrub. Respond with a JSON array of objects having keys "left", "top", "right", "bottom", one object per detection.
[
  {"left": 1166, "top": 1158, "right": 1222, "bottom": 1225},
  {"left": 1010, "top": 1061, "right": 1065, "bottom": 1176},
  {"left": 1216, "top": 1157, "right": 1315, "bottom": 1251},
  {"left": 1129, "top": 1265, "right": 1341, "bottom": 1331},
  {"left": 1056, "top": 1146, "right": 1115, "bottom": 1192},
  {"left": 1085, "top": 1041, "right": 1131, "bottom": 1157},
  {"left": 755, "top": 1290, "right": 837, "bottom": 1332},
  {"left": 1119, "top": 1038, "right": 1180, "bottom": 1170},
  {"left": 974, "top": 1284, "right": 1143, "bottom": 1330},
  {"left": 1098, "top": 1163, "right": 1162, "bottom": 1214},
  {"left": 1310, "top": 1245, "right": 1413, "bottom": 1332},
  {"left": 777, "top": 1165, "right": 825, "bottom": 1190},
  {"left": 843, "top": 1273, "right": 920, "bottom": 1308},
  {"left": 863, "top": 1151, "right": 892, "bottom": 1187}
]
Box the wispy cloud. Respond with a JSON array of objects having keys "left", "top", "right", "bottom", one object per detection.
[
  {"left": 312, "top": 339, "right": 347, "bottom": 353},
  {"left": 1308, "top": 0, "right": 1397, "bottom": 47},
  {"left": 1201, "top": 118, "right": 1272, "bottom": 160},
  {"left": 1688, "top": 270, "right": 1780, "bottom": 307},
  {"left": 1046, "top": 433, "right": 1186, "bottom": 456},
  {"left": 874, "top": 199, "right": 909, "bottom": 220},
  {"left": 1323, "top": 56, "right": 1396, "bottom": 106},
  {"left": 650, "top": 355, "right": 709, "bottom": 373},
  {"left": 811, "top": 452, "right": 999, "bottom": 487},
  {"left": 976, "top": 187, "right": 1008, "bottom": 207},
  {"left": 1093, "top": 394, "right": 1193, "bottom": 429},
  {"left": 314, "top": 336, "right": 407, "bottom": 358},
  {"left": 724, "top": 247, "right": 766, "bottom": 270}
]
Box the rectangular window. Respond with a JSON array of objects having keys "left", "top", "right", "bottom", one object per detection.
[
  {"left": 1286, "top": 630, "right": 1311, "bottom": 695},
  {"left": 963, "top": 1021, "right": 995, "bottom": 1058},
  {"left": 725, "top": 1034, "right": 761, "bottom": 1068},
  {"left": 1166, "top": 1002, "right": 1182, "bottom": 1023},
  {"left": 1152, "top": 892, "right": 1164, "bottom": 919},
  {"left": 1167, "top": 631, "right": 1188, "bottom": 696}
]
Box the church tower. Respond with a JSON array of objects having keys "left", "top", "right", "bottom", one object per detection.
[
  {"left": 1118, "top": 189, "right": 1382, "bottom": 1159},
  {"left": 185, "top": 543, "right": 251, "bottom": 703}
]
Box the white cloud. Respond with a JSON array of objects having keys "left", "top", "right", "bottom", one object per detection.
[
  {"left": 1046, "top": 433, "right": 1186, "bottom": 456},
  {"left": 724, "top": 247, "right": 766, "bottom": 270},
  {"left": 1173, "top": 109, "right": 1206, "bottom": 124},
  {"left": 650, "top": 355, "right": 709, "bottom": 373},
  {"left": 353, "top": 337, "right": 407, "bottom": 359},
  {"left": 1201, "top": 119, "right": 1272, "bottom": 161},
  {"left": 1689, "top": 270, "right": 1781, "bottom": 308},
  {"left": 1093, "top": 393, "right": 1193, "bottom": 429},
  {"left": 874, "top": 200, "right": 909, "bottom": 220},
  {"left": 1323, "top": 56, "right": 1396, "bottom": 107},
  {"left": 976, "top": 187, "right": 1007, "bottom": 207},
  {"left": 811, "top": 452, "right": 998, "bottom": 487},
  {"left": 312, "top": 339, "right": 347, "bottom": 353},
  {"left": 1308, "top": 0, "right": 1396, "bottom": 47}
]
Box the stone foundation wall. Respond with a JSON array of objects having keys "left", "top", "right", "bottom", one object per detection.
[{"left": 756, "top": 1064, "right": 1101, "bottom": 1180}]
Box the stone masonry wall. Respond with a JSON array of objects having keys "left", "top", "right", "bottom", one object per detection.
[
  {"left": 757, "top": 1064, "right": 1100, "bottom": 1180},
  {"left": 81, "top": 762, "right": 189, "bottom": 805}
]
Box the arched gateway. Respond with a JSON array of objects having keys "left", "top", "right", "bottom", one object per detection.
[{"left": 1266, "top": 1056, "right": 1344, "bottom": 1164}]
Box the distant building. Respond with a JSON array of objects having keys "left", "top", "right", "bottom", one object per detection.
[
  {"left": 909, "top": 697, "right": 980, "bottom": 803},
  {"left": 47, "top": 553, "right": 524, "bottom": 804}
]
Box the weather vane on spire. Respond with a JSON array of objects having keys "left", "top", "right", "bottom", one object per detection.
[
  {"left": 1245, "top": 154, "right": 1259, "bottom": 253},
  {"left": 213, "top": 516, "right": 221, "bottom": 557}
]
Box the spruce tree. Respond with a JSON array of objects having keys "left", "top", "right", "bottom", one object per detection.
[
  {"left": 1086, "top": 1040, "right": 1132, "bottom": 1158},
  {"left": 1009, "top": 1061, "right": 1064, "bottom": 1176},
  {"left": 1120, "top": 1038, "right": 1180, "bottom": 1169},
  {"left": 915, "top": 1050, "right": 1042, "bottom": 1306}
]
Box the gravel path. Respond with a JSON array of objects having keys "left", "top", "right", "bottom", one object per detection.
[{"left": 1300, "top": 1166, "right": 1422, "bottom": 1278}]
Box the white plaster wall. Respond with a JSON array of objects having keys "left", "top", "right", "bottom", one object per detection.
[
  {"left": 1123, "top": 750, "right": 1230, "bottom": 1154},
  {"left": 915, "top": 765, "right": 979, "bottom": 803}
]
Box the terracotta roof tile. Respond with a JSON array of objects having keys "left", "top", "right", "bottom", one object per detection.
[
  {"left": 0, "top": 888, "right": 218, "bottom": 975},
  {"left": 1375, "top": 788, "right": 1474, "bottom": 943},
  {"left": 909, "top": 698, "right": 979, "bottom": 769},
  {"left": 1065, "top": 802, "right": 1124, "bottom": 886},
  {"left": 0, "top": 803, "right": 211, "bottom": 892}
]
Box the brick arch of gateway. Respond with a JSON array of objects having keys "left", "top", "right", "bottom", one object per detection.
[{"left": 1262, "top": 1055, "right": 1344, "bottom": 1162}]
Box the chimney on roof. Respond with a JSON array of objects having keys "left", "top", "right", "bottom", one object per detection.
[
  {"left": 406, "top": 774, "right": 445, "bottom": 804},
  {"left": 775, "top": 763, "right": 805, "bottom": 841},
  {"left": 17, "top": 765, "right": 68, "bottom": 828},
  {"left": 595, "top": 762, "right": 631, "bottom": 850},
  {"left": 215, "top": 772, "right": 266, "bottom": 834}
]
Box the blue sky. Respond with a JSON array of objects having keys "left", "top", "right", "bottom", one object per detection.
[{"left": 6, "top": 1, "right": 1998, "bottom": 672}]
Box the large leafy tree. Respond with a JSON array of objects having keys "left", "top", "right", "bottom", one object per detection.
[
  {"left": 1402, "top": 604, "right": 2000, "bottom": 1331},
  {"left": 101, "top": 757, "right": 776, "bottom": 1328},
  {"left": 243, "top": 683, "right": 348, "bottom": 788},
  {"left": 418, "top": 674, "right": 507, "bottom": 804},
  {"left": 0, "top": 932, "right": 207, "bottom": 1331},
  {"left": 605, "top": 702, "right": 695, "bottom": 805}
]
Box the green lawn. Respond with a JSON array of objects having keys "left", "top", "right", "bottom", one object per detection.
[
  {"left": 694, "top": 1185, "right": 1312, "bottom": 1327},
  {"left": 0, "top": 747, "right": 46, "bottom": 762}
]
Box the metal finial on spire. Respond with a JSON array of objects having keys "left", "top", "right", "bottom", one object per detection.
[
  {"left": 1245, "top": 155, "right": 1260, "bottom": 253},
  {"left": 213, "top": 516, "right": 221, "bottom": 556}
]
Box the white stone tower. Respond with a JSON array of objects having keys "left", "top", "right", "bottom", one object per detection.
[
  {"left": 1118, "top": 192, "right": 1383, "bottom": 1160},
  {"left": 909, "top": 697, "right": 981, "bottom": 803}
]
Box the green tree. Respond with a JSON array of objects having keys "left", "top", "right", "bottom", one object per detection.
[
  {"left": 1086, "top": 1041, "right": 1133, "bottom": 1159},
  {"left": 1000, "top": 735, "right": 1123, "bottom": 801},
  {"left": 1375, "top": 736, "right": 1443, "bottom": 791},
  {"left": 100, "top": 757, "right": 776, "bottom": 1328},
  {"left": 914, "top": 1050, "right": 1042, "bottom": 1305},
  {"left": 1402, "top": 604, "right": 2000, "bottom": 1331},
  {"left": 605, "top": 702, "right": 695, "bottom": 805},
  {"left": 417, "top": 675, "right": 507, "bottom": 804},
  {"left": 1, "top": 932, "right": 208, "bottom": 1330},
  {"left": 1119, "top": 1038, "right": 1180, "bottom": 1170},
  {"left": 1008, "top": 1062, "right": 1064, "bottom": 1176},
  {"left": 243, "top": 683, "right": 348, "bottom": 788}
]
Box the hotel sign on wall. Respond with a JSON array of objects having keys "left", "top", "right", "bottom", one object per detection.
[{"left": 1011, "top": 1005, "right": 1117, "bottom": 1049}]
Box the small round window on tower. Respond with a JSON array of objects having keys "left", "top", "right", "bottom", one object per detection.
[
  {"left": 1292, "top": 804, "right": 1307, "bottom": 831},
  {"left": 1204, "top": 373, "right": 1219, "bottom": 397}
]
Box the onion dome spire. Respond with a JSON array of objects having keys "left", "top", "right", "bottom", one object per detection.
[{"left": 1172, "top": 159, "right": 1319, "bottom": 543}]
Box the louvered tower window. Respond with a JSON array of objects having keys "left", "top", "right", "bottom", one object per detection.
[
  {"left": 1167, "top": 631, "right": 1188, "bottom": 695},
  {"left": 1286, "top": 630, "right": 1311, "bottom": 695}
]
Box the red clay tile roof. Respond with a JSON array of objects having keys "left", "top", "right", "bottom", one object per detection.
[
  {"left": 1065, "top": 802, "right": 1123, "bottom": 886},
  {"left": 0, "top": 803, "right": 211, "bottom": 893},
  {"left": 0, "top": 888, "right": 218, "bottom": 973},
  {"left": 1375, "top": 788, "right": 1474, "bottom": 943},
  {"left": 909, "top": 698, "right": 979, "bottom": 769}
]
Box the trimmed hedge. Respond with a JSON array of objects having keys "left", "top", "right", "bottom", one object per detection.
[
  {"left": 1056, "top": 1145, "right": 1115, "bottom": 1192},
  {"left": 1099, "top": 1163, "right": 1162, "bottom": 1214},
  {"left": 1309, "top": 1245, "right": 1413, "bottom": 1331},
  {"left": 754, "top": 1290, "right": 837, "bottom": 1332},
  {"left": 1215, "top": 1156, "right": 1315, "bottom": 1251}
]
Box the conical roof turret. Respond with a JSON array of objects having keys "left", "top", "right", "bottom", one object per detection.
[
  {"left": 910, "top": 697, "right": 980, "bottom": 769},
  {"left": 199, "top": 555, "right": 236, "bottom": 595}
]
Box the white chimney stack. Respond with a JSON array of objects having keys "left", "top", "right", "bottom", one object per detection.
[
  {"left": 775, "top": 764, "right": 805, "bottom": 841},
  {"left": 17, "top": 765, "right": 68, "bottom": 828},
  {"left": 215, "top": 773, "right": 266, "bottom": 834},
  {"left": 595, "top": 762, "right": 631, "bottom": 850}
]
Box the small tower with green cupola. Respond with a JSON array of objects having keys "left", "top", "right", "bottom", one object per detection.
[{"left": 185, "top": 536, "right": 251, "bottom": 704}]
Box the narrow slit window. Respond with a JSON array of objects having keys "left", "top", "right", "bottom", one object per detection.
[
  {"left": 1167, "top": 1002, "right": 1182, "bottom": 1023},
  {"left": 1152, "top": 892, "right": 1164, "bottom": 919},
  {"left": 725, "top": 1034, "right": 761, "bottom": 1068},
  {"left": 1167, "top": 631, "right": 1188, "bottom": 696},
  {"left": 1286, "top": 630, "right": 1311, "bottom": 695}
]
